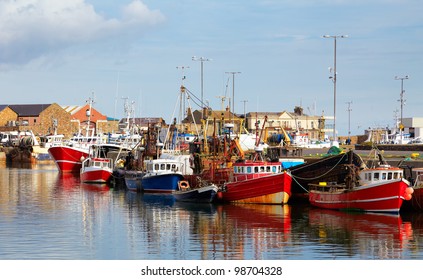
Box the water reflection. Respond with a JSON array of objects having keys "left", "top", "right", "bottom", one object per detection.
[
  {"left": 1, "top": 165, "right": 423, "bottom": 260},
  {"left": 307, "top": 208, "right": 412, "bottom": 259},
  {"left": 81, "top": 183, "right": 110, "bottom": 193},
  {"left": 213, "top": 204, "right": 291, "bottom": 259}
]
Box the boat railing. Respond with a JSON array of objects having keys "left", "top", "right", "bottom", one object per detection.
[
  {"left": 309, "top": 182, "right": 346, "bottom": 192},
  {"left": 233, "top": 173, "right": 272, "bottom": 182}
]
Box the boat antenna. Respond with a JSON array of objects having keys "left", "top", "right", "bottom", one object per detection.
[
  {"left": 122, "top": 97, "right": 134, "bottom": 135},
  {"left": 176, "top": 66, "right": 190, "bottom": 124}
]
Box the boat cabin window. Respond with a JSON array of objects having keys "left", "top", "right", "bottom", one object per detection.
[
  {"left": 387, "top": 172, "right": 392, "bottom": 180},
  {"left": 171, "top": 164, "right": 176, "bottom": 171},
  {"left": 266, "top": 166, "right": 271, "bottom": 172},
  {"left": 260, "top": 166, "right": 265, "bottom": 172},
  {"left": 272, "top": 166, "right": 277, "bottom": 173},
  {"left": 382, "top": 173, "right": 387, "bottom": 180},
  {"left": 247, "top": 167, "right": 252, "bottom": 173},
  {"left": 373, "top": 173, "right": 380, "bottom": 181},
  {"left": 154, "top": 164, "right": 160, "bottom": 171},
  {"left": 365, "top": 173, "right": 372, "bottom": 181},
  {"left": 254, "top": 167, "right": 259, "bottom": 173}
]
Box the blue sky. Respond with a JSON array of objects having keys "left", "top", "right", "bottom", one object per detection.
[{"left": 0, "top": 0, "right": 422, "bottom": 136}]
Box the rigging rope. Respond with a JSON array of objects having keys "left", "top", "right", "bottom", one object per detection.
[{"left": 291, "top": 152, "right": 348, "bottom": 181}]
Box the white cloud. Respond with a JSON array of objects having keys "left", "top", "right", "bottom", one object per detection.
[
  {"left": 122, "top": 0, "right": 165, "bottom": 26},
  {"left": 0, "top": 0, "right": 165, "bottom": 65}
]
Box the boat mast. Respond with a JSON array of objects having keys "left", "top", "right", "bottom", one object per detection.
[
  {"left": 86, "top": 93, "right": 95, "bottom": 138},
  {"left": 122, "top": 97, "right": 134, "bottom": 135}
]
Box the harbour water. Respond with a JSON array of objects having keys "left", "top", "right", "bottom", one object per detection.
[{"left": 1, "top": 163, "right": 423, "bottom": 260}]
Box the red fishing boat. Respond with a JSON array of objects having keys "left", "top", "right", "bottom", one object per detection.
[
  {"left": 80, "top": 156, "right": 113, "bottom": 184},
  {"left": 48, "top": 144, "right": 90, "bottom": 173},
  {"left": 218, "top": 145, "right": 292, "bottom": 204},
  {"left": 309, "top": 162, "right": 413, "bottom": 213},
  {"left": 217, "top": 116, "right": 292, "bottom": 204},
  {"left": 48, "top": 95, "right": 101, "bottom": 173}
]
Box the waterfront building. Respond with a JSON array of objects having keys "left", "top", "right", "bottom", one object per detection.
[{"left": 245, "top": 106, "right": 331, "bottom": 142}]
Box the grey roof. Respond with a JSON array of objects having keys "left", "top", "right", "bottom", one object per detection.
[
  {"left": 8, "top": 104, "right": 52, "bottom": 116},
  {"left": 0, "top": 105, "right": 8, "bottom": 111}
]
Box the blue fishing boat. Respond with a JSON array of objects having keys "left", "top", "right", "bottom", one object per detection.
[
  {"left": 141, "top": 158, "right": 185, "bottom": 193},
  {"left": 124, "top": 170, "right": 145, "bottom": 192}
]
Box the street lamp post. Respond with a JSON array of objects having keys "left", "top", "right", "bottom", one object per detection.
[
  {"left": 240, "top": 100, "right": 248, "bottom": 117},
  {"left": 323, "top": 34, "right": 348, "bottom": 146},
  {"left": 346, "top": 101, "right": 352, "bottom": 142},
  {"left": 395, "top": 75, "right": 409, "bottom": 144},
  {"left": 240, "top": 99, "right": 248, "bottom": 129},
  {"left": 225, "top": 72, "right": 241, "bottom": 116},
  {"left": 192, "top": 56, "right": 211, "bottom": 118}
]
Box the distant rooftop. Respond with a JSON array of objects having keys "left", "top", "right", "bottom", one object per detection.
[
  {"left": 8, "top": 104, "right": 52, "bottom": 116},
  {"left": 61, "top": 105, "right": 84, "bottom": 114}
]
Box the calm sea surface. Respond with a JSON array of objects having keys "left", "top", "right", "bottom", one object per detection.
[{"left": 1, "top": 162, "right": 423, "bottom": 260}]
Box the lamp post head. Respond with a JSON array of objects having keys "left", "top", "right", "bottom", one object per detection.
[
  {"left": 192, "top": 56, "right": 211, "bottom": 62},
  {"left": 323, "top": 34, "right": 348, "bottom": 39},
  {"left": 395, "top": 75, "right": 410, "bottom": 80}
]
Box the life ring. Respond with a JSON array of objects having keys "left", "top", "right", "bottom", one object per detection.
[{"left": 178, "top": 180, "right": 190, "bottom": 190}]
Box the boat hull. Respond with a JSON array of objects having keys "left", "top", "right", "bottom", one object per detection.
[
  {"left": 142, "top": 173, "right": 184, "bottom": 193},
  {"left": 48, "top": 146, "right": 88, "bottom": 173},
  {"left": 124, "top": 171, "right": 144, "bottom": 192},
  {"left": 80, "top": 168, "right": 112, "bottom": 184},
  {"left": 219, "top": 172, "right": 292, "bottom": 204},
  {"left": 309, "top": 179, "right": 410, "bottom": 213},
  {"left": 173, "top": 185, "right": 218, "bottom": 203}
]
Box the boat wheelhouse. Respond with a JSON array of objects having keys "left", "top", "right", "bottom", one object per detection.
[
  {"left": 232, "top": 161, "right": 282, "bottom": 181},
  {"left": 359, "top": 165, "right": 405, "bottom": 185},
  {"left": 141, "top": 159, "right": 185, "bottom": 193}
]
